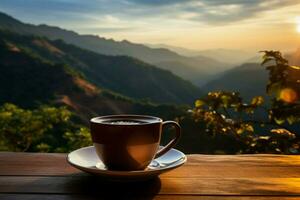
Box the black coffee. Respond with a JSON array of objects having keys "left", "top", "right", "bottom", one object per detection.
[
  {"left": 107, "top": 120, "right": 142, "bottom": 125},
  {"left": 91, "top": 115, "right": 162, "bottom": 125}
]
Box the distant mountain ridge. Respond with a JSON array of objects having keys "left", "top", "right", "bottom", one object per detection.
[
  {"left": 0, "top": 11, "right": 227, "bottom": 86},
  {"left": 0, "top": 30, "right": 201, "bottom": 104},
  {"left": 147, "top": 43, "right": 255, "bottom": 65},
  {"left": 0, "top": 12, "right": 181, "bottom": 62},
  {"left": 201, "top": 48, "right": 300, "bottom": 101},
  {"left": 146, "top": 43, "right": 203, "bottom": 57},
  {"left": 196, "top": 49, "right": 256, "bottom": 65},
  {"left": 201, "top": 63, "right": 268, "bottom": 101},
  {"left": 156, "top": 55, "right": 227, "bottom": 86}
]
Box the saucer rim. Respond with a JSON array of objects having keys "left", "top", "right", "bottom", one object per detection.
[{"left": 67, "top": 146, "right": 186, "bottom": 176}]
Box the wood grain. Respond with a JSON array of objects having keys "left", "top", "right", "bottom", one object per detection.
[
  {"left": 1, "top": 153, "right": 300, "bottom": 178},
  {"left": 0, "top": 152, "right": 299, "bottom": 199},
  {"left": 0, "top": 194, "right": 299, "bottom": 200},
  {"left": 0, "top": 176, "right": 299, "bottom": 195}
]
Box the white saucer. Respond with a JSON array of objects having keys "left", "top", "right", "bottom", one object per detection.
[{"left": 67, "top": 146, "right": 186, "bottom": 181}]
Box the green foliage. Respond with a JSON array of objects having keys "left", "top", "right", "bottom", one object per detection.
[
  {"left": 261, "top": 51, "right": 300, "bottom": 126},
  {"left": 192, "top": 51, "right": 300, "bottom": 154},
  {"left": 194, "top": 91, "right": 256, "bottom": 135},
  {"left": 0, "top": 103, "right": 92, "bottom": 152},
  {"left": 63, "top": 127, "right": 92, "bottom": 152}
]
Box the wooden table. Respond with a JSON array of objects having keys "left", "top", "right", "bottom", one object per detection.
[{"left": 0, "top": 153, "right": 299, "bottom": 199}]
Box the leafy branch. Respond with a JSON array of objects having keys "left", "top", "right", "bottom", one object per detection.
[{"left": 191, "top": 51, "right": 300, "bottom": 154}]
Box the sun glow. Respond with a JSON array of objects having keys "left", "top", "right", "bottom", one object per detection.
[
  {"left": 279, "top": 88, "right": 298, "bottom": 103},
  {"left": 297, "top": 24, "right": 300, "bottom": 33},
  {"left": 296, "top": 17, "right": 300, "bottom": 33}
]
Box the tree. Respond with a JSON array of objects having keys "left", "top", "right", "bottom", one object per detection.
[
  {"left": 0, "top": 103, "right": 91, "bottom": 152},
  {"left": 191, "top": 51, "right": 300, "bottom": 154}
]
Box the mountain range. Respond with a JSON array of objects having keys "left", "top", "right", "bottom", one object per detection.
[
  {"left": 0, "top": 12, "right": 229, "bottom": 86},
  {"left": 201, "top": 50, "right": 300, "bottom": 101},
  {"left": 201, "top": 63, "right": 268, "bottom": 101},
  {"left": 0, "top": 30, "right": 202, "bottom": 104},
  {"left": 0, "top": 33, "right": 191, "bottom": 123},
  {"left": 1, "top": 11, "right": 298, "bottom": 104},
  {"left": 147, "top": 43, "right": 256, "bottom": 65}
]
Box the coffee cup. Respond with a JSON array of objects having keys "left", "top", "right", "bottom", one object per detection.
[{"left": 90, "top": 115, "right": 181, "bottom": 171}]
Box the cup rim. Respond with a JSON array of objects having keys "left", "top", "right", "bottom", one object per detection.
[{"left": 90, "top": 114, "right": 163, "bottom": 125}]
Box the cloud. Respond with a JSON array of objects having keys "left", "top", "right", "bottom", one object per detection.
[
  {"left": 124, "top": 0, "right": 192, "bottom": 6},
  {"left": 1, "top": 0, "right": 300, "bottom": 50},
  {"left": 198, "top": 0, "right": 300, "bottom": 24},
  {"left": 126, "top": 0, "right": 300, "bottom": 24},
  {"left": 1, "top": 0, "right": 300, "bottom": 33}
]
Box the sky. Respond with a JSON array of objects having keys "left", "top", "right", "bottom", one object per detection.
[{"left": 1, "top": 0, "right": 300, "bottom": 51}]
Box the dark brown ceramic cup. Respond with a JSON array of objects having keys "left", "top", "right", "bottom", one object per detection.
[{"left": 90, "top": 115, "right": 181, "bottom": 171}]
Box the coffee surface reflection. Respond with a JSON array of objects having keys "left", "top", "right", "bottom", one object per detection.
[{"left": 105, "top": 120, "right": 143, "bottom": 125}]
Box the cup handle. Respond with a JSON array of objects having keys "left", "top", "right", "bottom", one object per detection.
[{"left": 154, "top": 121, "right": 181, "bottom": 158}]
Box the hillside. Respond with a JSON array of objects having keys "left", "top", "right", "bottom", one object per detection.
[
  {"left": 201, "top": 63, "right": 268, "bottom": 101},
  {"left": 0, "top": 39, "right": 189, "bottom": 123},
  {"left": 0, "top": 30, "right": 202, "bottom": 104},
  {"left": 0, "top": 11, "right": 226, "bottom": 86},
  {"left": 155, "top": 56, "right": 226, "bottom": 86},
  {"left": 0, "top": 40, "right": 128, "bottom": 121}
]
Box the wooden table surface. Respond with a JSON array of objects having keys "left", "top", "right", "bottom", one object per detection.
[{"left": 0, "top": 153, "right": 299, "bottom": 199}]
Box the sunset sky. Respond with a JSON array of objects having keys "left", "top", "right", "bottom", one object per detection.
[{"left": 1, "top": 0, "right": 300, "bottom": 51}]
